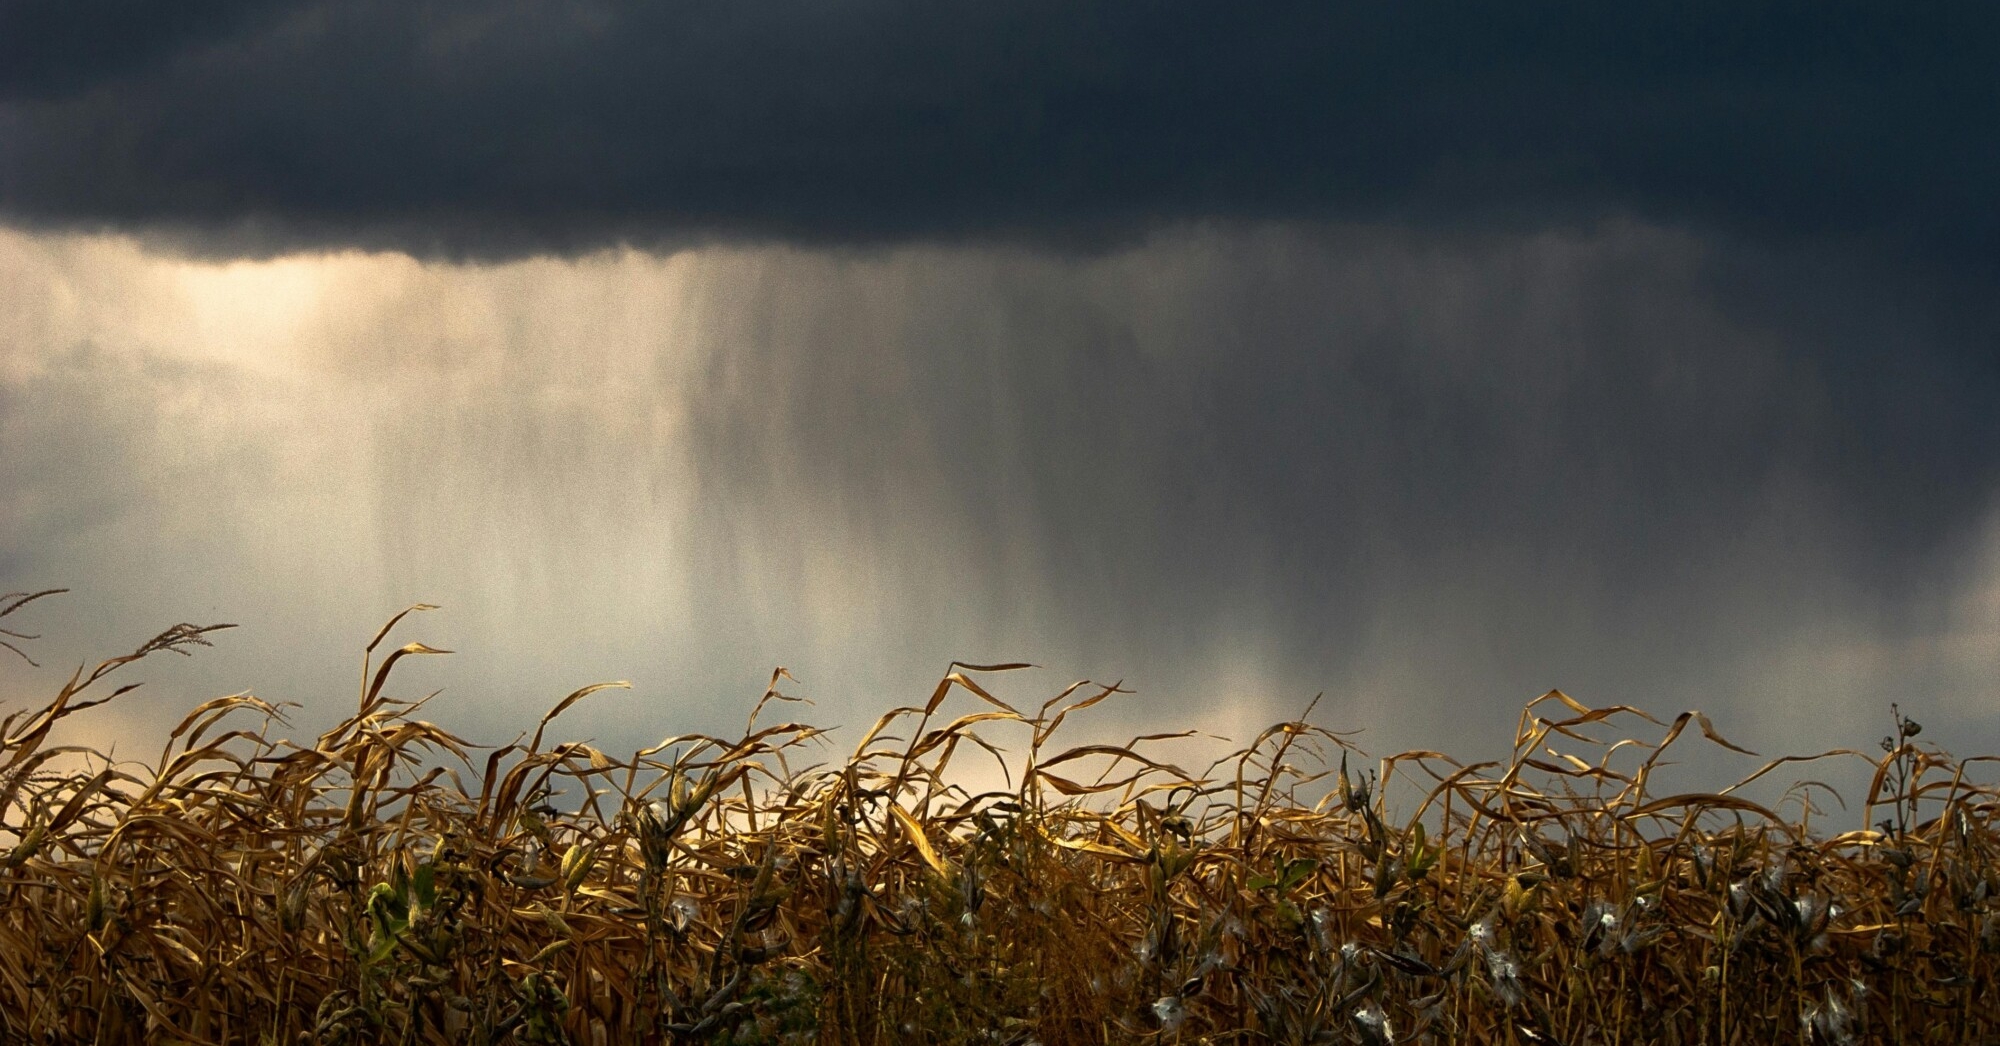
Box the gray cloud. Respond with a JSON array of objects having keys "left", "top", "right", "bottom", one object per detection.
[
  {"left": 1, "top": 1, "right": 1994, "bottom": 265},
  {"left": 0, "top": 0, "right": 291, "bottom": 99}
]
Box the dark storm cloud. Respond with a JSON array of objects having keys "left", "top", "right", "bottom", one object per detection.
[
  {"left": 1, "top": 0, "right": 1994, "bottom": 261},
  {"left": 0, "top": 0, "right": 293, "bottom": 98}
]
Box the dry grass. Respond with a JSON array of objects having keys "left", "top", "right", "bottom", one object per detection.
[{"left": 1, "top": 591, "right": 1996, "bottom": 1045}]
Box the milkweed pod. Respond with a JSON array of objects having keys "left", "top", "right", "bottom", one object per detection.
[
  {"left": 561, "top": 842, "right": 597, "bottom": 893},
  {"left": 86, "top": 869, "right": 108, "bottom": 933}
]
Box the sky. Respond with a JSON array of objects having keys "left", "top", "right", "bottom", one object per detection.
[{"left": 3, "top": 1, "right": 1998, "bottom": 800}]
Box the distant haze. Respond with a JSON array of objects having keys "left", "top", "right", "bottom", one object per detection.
[{"left": 4, "top": 224, "right": 1996, "bottom": 797}]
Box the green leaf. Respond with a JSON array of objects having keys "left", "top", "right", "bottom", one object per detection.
[
  {"left": 413, "top": 861, "right": 436, "bottom": 909},
  {"left": 367, "top": 932, "right": 399, "bottom": 964}
]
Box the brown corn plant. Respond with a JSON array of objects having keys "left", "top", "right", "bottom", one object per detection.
[{"left": 0, "top": 591, "right": 1995, "bottom": 1045}]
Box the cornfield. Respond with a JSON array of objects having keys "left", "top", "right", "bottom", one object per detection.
[{"left": 1, "top": 588, "right": 1995, "bottom": 1045}]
